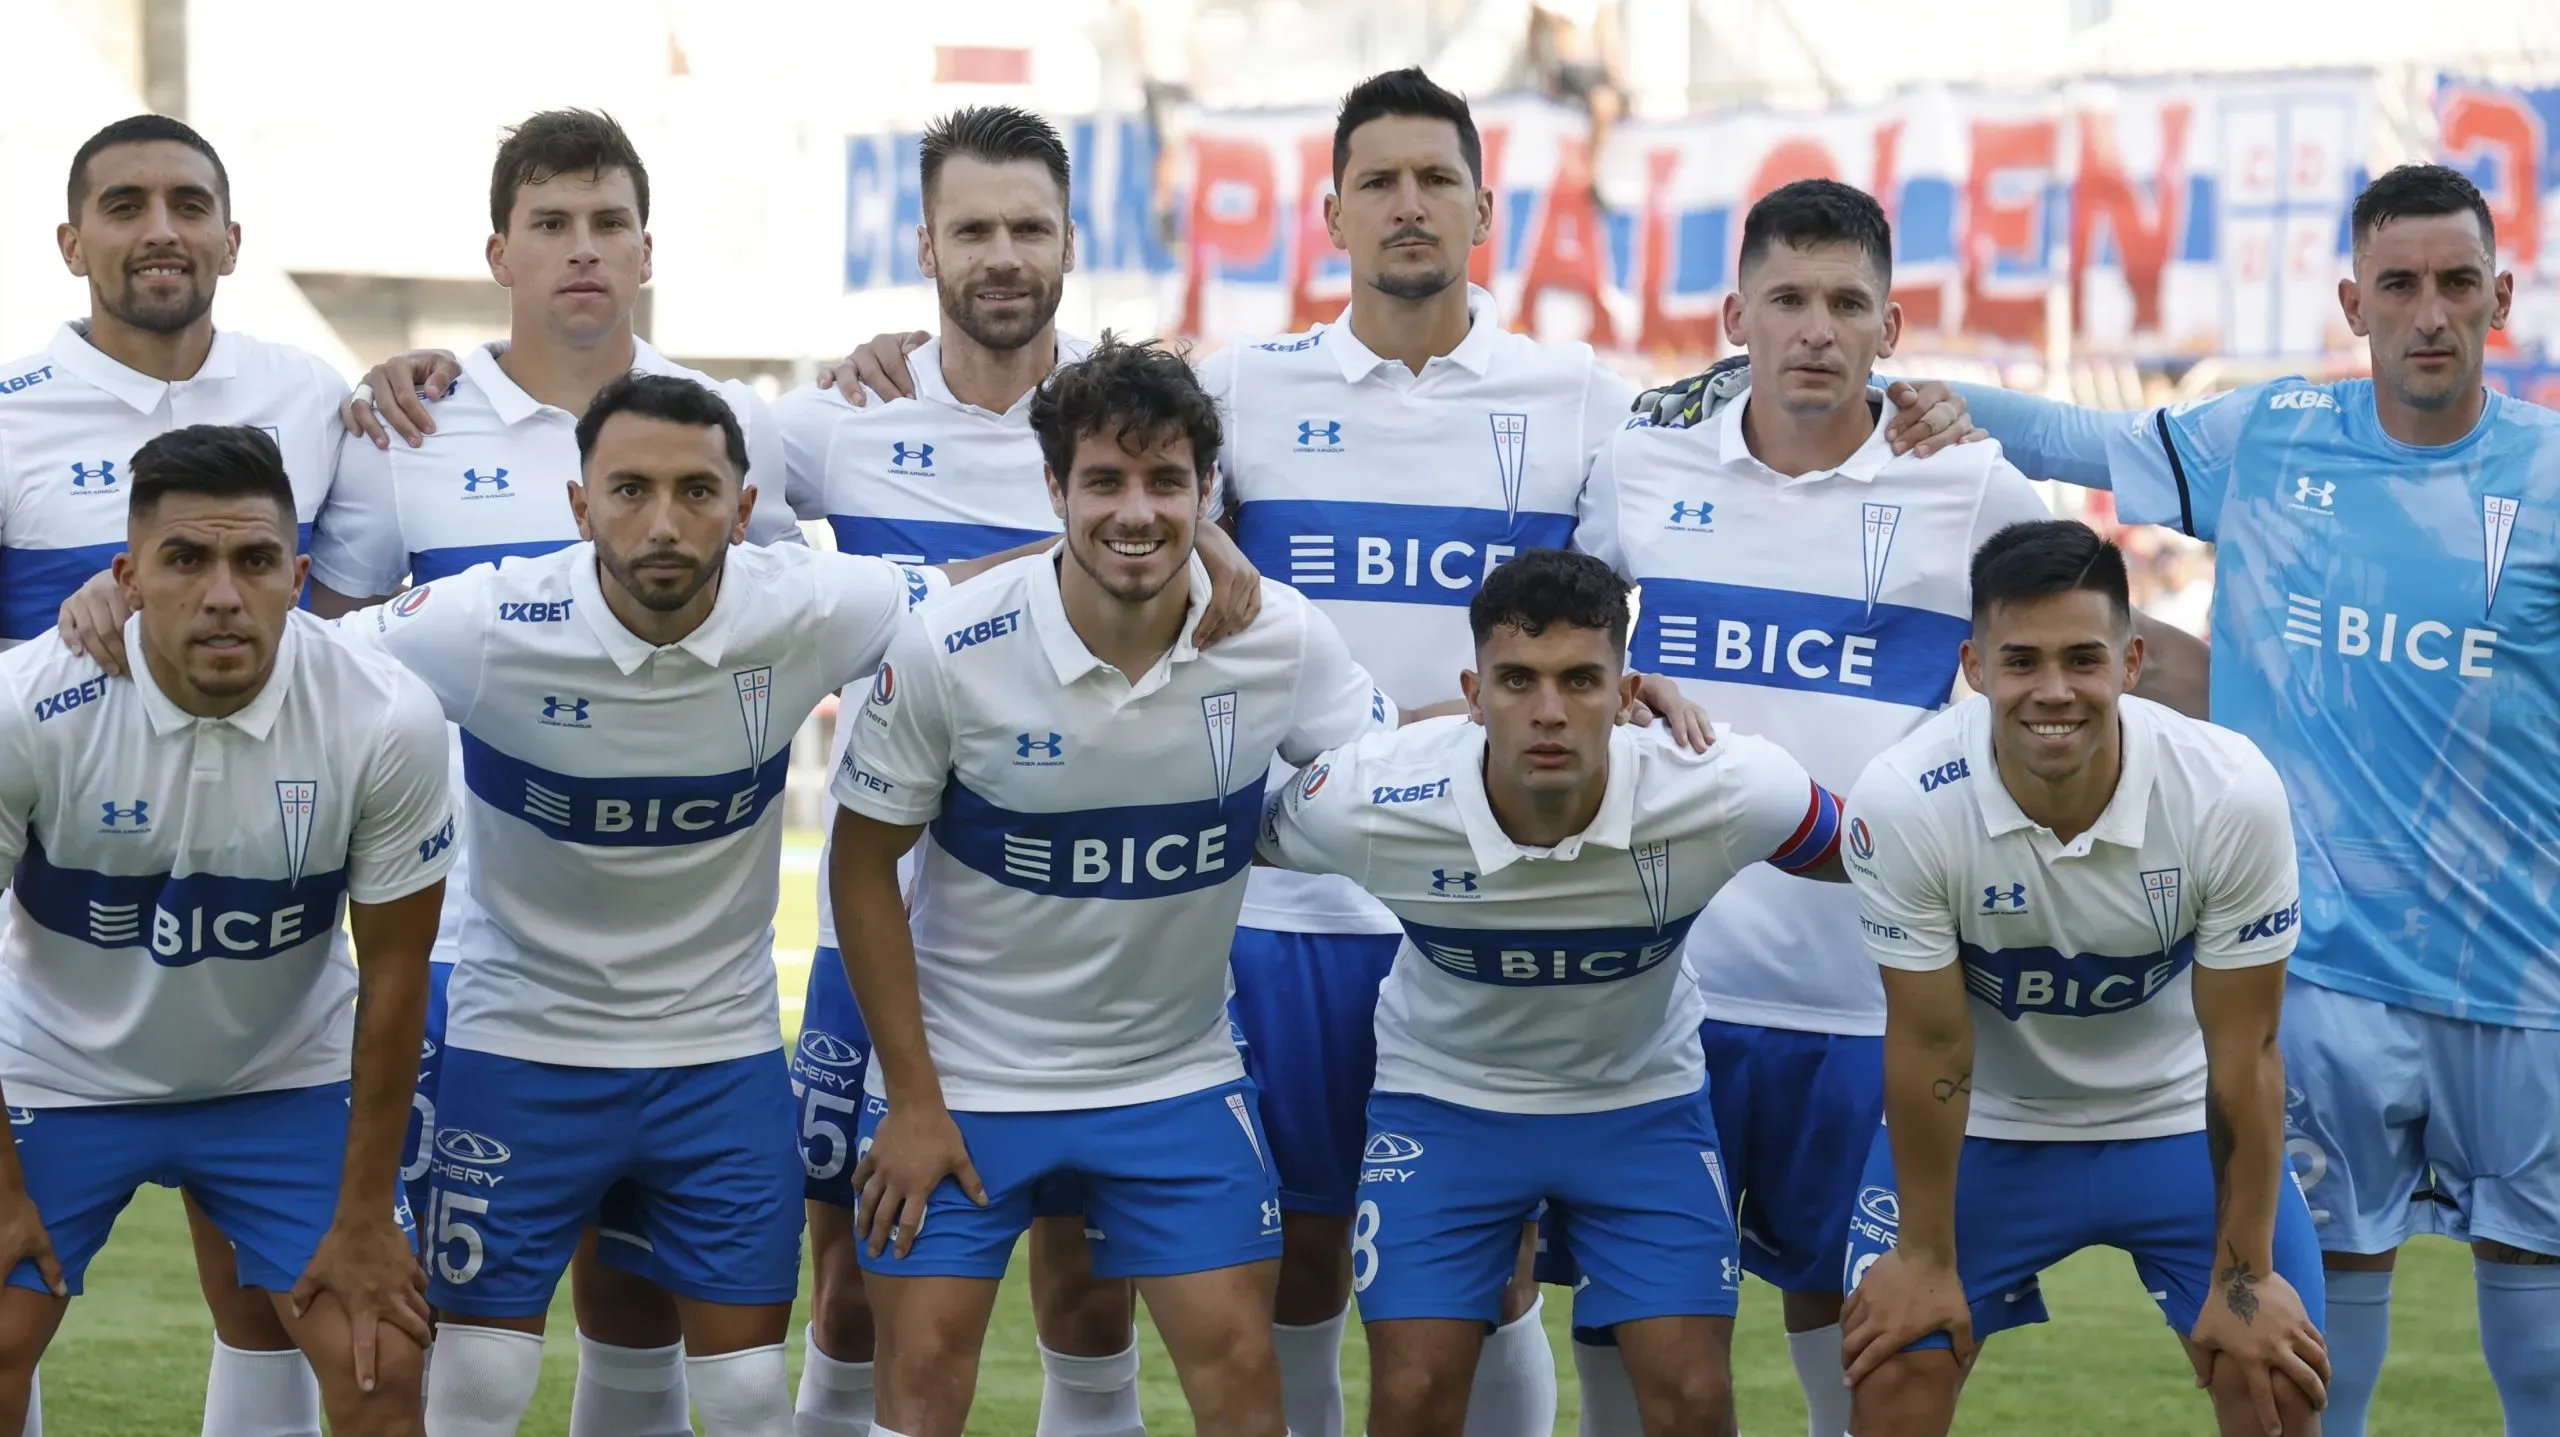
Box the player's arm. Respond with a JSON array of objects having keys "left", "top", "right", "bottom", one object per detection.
[
  {"left": 1838, "top": 766, "right": 1980, "bottom": 1375},
  {"left": 329, "top": 573, "right": 492, "bottom": 726},
  {"left": 0, "top": 698, "right": 65, "bottom": 1296},
  {"left": 2187, "top": 750, "right": 2327, "bottom": 1428},
  {"left": 1710, "top": 733, "right": 1849, "bottom": 883},
  {"left": 2131, "top": 613, "right": 2210, "bottom": 719},
  {"left": 826, "top": 619, "right": 981, "bottom": 1257},
  {"left": 289, "top": 670, "right": 454, "bottom": 1386},
  {"left": 770, "top": 382, "right": 846, "bottom": 522},
  {"left": 733, "top": 387, "right": 809, "bottom": 546},
  {"left": 1280, "top": 599, "right": 1397, "bottom": 764},
  {"left": 306, "top": 425, "right": 413, "bottom": 619},
  {"left": 1254, "top": 742, "right": 1369, "bottom": 876}
]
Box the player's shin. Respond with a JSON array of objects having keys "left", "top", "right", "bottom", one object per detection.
[
  {"left": 796, "top": 1320, "right": 876, "bottom": 1436},
  {"left": 687, "top": 1343, "right": 795, "bottom": 1437},
  {"left": 203, "top": 1337, "right": 324, "bottom": 1437},
  {"left": 1784, "top": 1323, "right": 1853, "bottom": 1437},
  {"left": 2476, "top": 1255, "right": 2560, "bottom": 1434},
  {"left": 1570, "top": 1338, "right": 1642, "bottom": 1437},
  {"left": 423, "top": 1324, "right": 544, "bottom": 1436},
  {"left": 1462, "top": 1291, "right": 1557, "bottom": 1437},
  {"left": 1273, "top": 1306, "right": 1350, "bottom": 1437},
  {"left": 568, "top": 1331, "right": 690, "bottom": 1437},
  {"left": 2317, "top": 1265, "right": 2391, "bottom": 1437}
]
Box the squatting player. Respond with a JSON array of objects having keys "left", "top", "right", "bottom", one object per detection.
[
  {"left": 1839, "top": 521, "right": 2327, "bottom": 1437},
  {"left": 1258, "top": 549, "right": 1849, "bottom": 1437},
  {"left": 0, "top": 426, "right": 454, "bottom": 1436}
]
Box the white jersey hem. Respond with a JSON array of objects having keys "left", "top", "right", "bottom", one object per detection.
[
  {"left": 1695, "top": 994, "right": 1886, "bottom": 1039},
  {"left": 443, "top": 1025, "right": 784, "bottom": 1070},
  {"left": 1374, "top": 1071, "right": 1706, "bottom": 1117},
  {"left": 895, "top": 1051, "right": 1248, "bottom": 1115},
  {"left": 0, "top": 1058, "right": 350, "bottom": 1110},
  {"left": 1967, "top": 1112, "right": 2206, "bottom": 1143}
]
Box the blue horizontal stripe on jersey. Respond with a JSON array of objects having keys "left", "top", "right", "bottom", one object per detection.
[
  {"left": 458, "top": 730, "right": 792, "bottom": 847},
  {"left": 1, "top": 522, "right": 316, "bottom": 640},
  {"left": 1394, "top": 913, "right": 1703, "bottom": 987},
  {"left": 828, "top": 515, "right": 1052, "bottom": 565},
  {"left": 930, "top": 778, "right": 1263, "bottom": 900},
  {"left": 13, "top": 833, "right": 349, "bottom": 966},
  {"left": 1628, "top": 576, "right": 1969, "bottom": 710},
  {"left": 411, "top": 538, "right": 577, "bottom": 586},
  {"left": 1956, "top": 935, "right": 2198, "bottom": 1021},
  {"left": 1232, "top": 500, "right": 1577, "bottom": 608}
]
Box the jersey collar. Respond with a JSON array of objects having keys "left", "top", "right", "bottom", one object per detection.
[
  {"left": 1025, "top": 544, "right": 1215, "bottom": 701},
  {"left": 48, "top": 322, "right": 240, "bottom": 415},
  {"left": 1716, "top": 385, "right": 1897, "bottom": 487},
  {"left": 905, "top": 331, "right": 1093, "bottom": 418},
  {"left": 1324, "top": 285, "right": 1502, "bottom": 385},
  {"left": 122, "top": 609, "right": 297, "bottom": 740},
  {"left": 568, "top": 540, "right": 741, "bottom": 673},
  {"left": 1450, "top": 721, "right": 1640, "bottom": 873},
  {"left": 1965, "top": 695, "right": 2158, "bottom": 856},
  {"left": 467, "top": 337, "right": 678, "bottom": 428}
]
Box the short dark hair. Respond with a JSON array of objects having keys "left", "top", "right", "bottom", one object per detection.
[
  {"left": 2351, "top": 163, "right": 2495, "bottom": 256},
  {"left": 1739, "top": 179, "right": 1893, "bottom": 289},
  {"left": 127, "top": 425, "right": 296, "bottom": 534},
  {"left": 919, "top": 106, "right": 1071, "bottom": 213},
  {"left": 1968, "top": 520, "right": 2131, "bottom": 632},
  {"left": 490, "top": 109, "right": 649, "bottom": 234},
  {"left": 1469, "top": 549, "right": 1631, "bottom": 654},
  {"left": 69, "top": 115, "right": 230, "bottom": 224},
  {"left": 1333, "top": 67, "right": 1482, "bottom": 189},
  {"left": 574, "top": 372, "right": 750, "bottom": 481},
  {"left": 1030, "top": 334, "right": 1223, "bottom": 483}
]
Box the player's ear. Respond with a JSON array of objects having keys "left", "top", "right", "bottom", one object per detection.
[
  {"left": 1723, "top": 289, "right": 1748, "bottom": 348},
  {"left": 1045, "top": 465, "right": 1067, "bottom": 522},
  {"left": 291, "top": 553, "right": 311, "bottom": 594},
  {"left": 1459, "top": 667, "right": 1483, "bottom": 723},
  {"left": 1471, "top": 181, "right": 1493, "bottom": 248},
  {"left": 218, "top": 220, "right": 241, "bottom": 278},
  {"left": 2492, "top": 270, "right": 2514, "bottom": 330},
  {"left": 638, "top": 229, "right": 654, "bottom": 288},
  {"left": 1061, "top": 218, "right": 1077, "bottom": 276},
  {"left": 110, "top": 550, "right": 139, "bottom": 608},
  {"left": 2120, "top": 624, "right": 2145, "bottom": 693},
  {"left": 1878, "top": 297, "right": 1903, "bottom": 359},
  {"left": 2337, "top": 277, "right": 2369, "bottom": 337},
  {"left": 917, "top": 221, "right": 937, "bottom": 280},
  {"left": 486, "top": 232, "right": 511, "bottom": 289},
  {"left": 1322, "top": 190, "right": 1346, "bottom": 252},
  {"left": 57, "top": 222, "right": 85, "bottom": 278},
  {"left": 1958, "top": 636, "right": 1982, "bottom": 695},
  {"left": 1617, "top": 669, "right": 1642, "bottom": 710},
  {"left": 732, "top": 482, "right": 756, "bottom": 545},
  {"left": 567, "top": 480, "right": 594, "bottom": 540}
]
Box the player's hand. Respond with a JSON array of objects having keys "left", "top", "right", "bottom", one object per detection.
[
  {"left": 819, "top": 331, "right": 931, "bottom": 405},
  {"left": 1623, "top": 672, "right": 1712, "bottom": 751},
  {"left": 57, "top": 568, "right": 133, "bottom": 677},
  {"left": 0, "top": 1182, "right": 67, "bottom": 1299},
  {"left": 2188, "top": 1268, "right": 2330, "bottom": 1435},
  {"left": 288, "top": 1211, "right": 433, "bottom": 1392},
  {"left": 1842, "top": 1246, "right": 1975, "bottom": 1383},
  {"left": 1881, "top": 380, "right": 1987, "bottom": 458},
  {"left": 852, "top": 1101, "right": 986, "bottom": 1260},
  {"left": 344, "top": 350, "right": 462, "bottom": 450},
  {"left": 1191, "top": 522, "right": 1263, "bottom": 648}
]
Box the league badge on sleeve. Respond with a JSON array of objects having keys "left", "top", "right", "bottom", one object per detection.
[{"left": 862, "top": 663, "right": 897, "bottom": 731}]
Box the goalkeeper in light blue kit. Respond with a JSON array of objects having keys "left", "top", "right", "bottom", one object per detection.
[{"left": 1643, "top": 163, "right": 2560, "bottom": 1437}]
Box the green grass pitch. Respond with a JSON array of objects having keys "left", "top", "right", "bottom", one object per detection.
[{"left": 31, "top": 845, "right": 2508, "bottom": 1433}]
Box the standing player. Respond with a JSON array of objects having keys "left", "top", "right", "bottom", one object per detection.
[
  {"left": 830, "top": 337, "right": 1389, "bottom": 1437},
  {"left": 0, "top": 426, "right": 452, "bottom": 1436},
  {"left": 9, "top": 115, "right": 353, "bottom": 1437},
  {"left": 337, "top": 374, "right": 963, "bottom": 1437},
  {"left": 1573, "top": 179, "right": 2205, "bottom": 1437},
  {"left": 1258, "top": 549, "right": 1848, "bottom": 1437},
  {"left": 1837, "top": 520, "right": 2328, "bottom": 1437},
  {"left": 1775, "top": 165, "right": 2560, "bottom": 1437}
]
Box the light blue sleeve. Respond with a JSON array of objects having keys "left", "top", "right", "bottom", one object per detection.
[
  {"left": 1944, "top": 383, "right": 2121, "bottom": 491},
  {"left": 1948, "top": 381, "right": 2257, "bottom": 542}
]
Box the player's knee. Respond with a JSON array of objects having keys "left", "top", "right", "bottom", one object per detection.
[
  {"left": 1633, "top": 1361, "right": 1734, "bottom": 1437},
  {"left": 1367, "top": 1352, "right": 1470, "bottom": 1435},
  {"left": 315, "top": 1337, "right": 427, "bottom": 1437},
  {"left": 1035, "top": 1276, "right": 1134, "bottom": 1355},
  {"left": 1849, "top": 1350, "right": 1958, "bottom": 1434},
  {"left": 1276, "top": 1212, "right": 1353, "bottom": 1321}
]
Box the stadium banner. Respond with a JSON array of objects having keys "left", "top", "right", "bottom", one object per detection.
[
  {"left": 2436, "top": 78, "right": 2560, "bottom": 365},
  {"left": 843, "top": 76, "right": 2377, "bottom": 360}
]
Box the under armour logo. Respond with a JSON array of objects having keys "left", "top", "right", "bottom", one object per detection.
[
  {"left": 890, "top": 442, "right": 934, "bottom": 469},
  {"left": 1667, "top": 501, "right": 1714, "bottom": 526},
  {"left": 1296, "top": 420, "right": 1342, "bottom": 447},
  {"left": 100, "top": 800, "right": 149, "bottom": 829},
  {"left": 1431, "top": 869, "right": 1478, "bottom": 894},
  {"left": 2295, "top": 476, "right": 2334, "bottom": 509},
  {"left": 1016, "top": 732, "right": 1063, "bottom": 759},
  {"left": 69, "top": 460, "right": 117, "bottom": 489},
  {"left": 462, "top": 467, "right": 510, "bottom": 492},
  {"left": 542, "top": 696, "right": 591, "bottom": 723},
  {"left": 1981, "top": 883, "right": 2028, "bottom": 912}
]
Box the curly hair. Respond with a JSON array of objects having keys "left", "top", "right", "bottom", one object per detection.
[{"left": 1029, "top": 333, "right": 1222, "bottom": 483}]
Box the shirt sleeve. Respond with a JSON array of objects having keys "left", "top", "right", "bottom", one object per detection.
[
  {"left": 769, "top": 383, "right": 845, "bottom": 523},
  {"left": 1196, "top": 345, "right": 1241, "bottom": 520},
  {"left": 330, "top": 571, "right": 489, "bottom": 724},
  {"left": 1709, "top": 732, "right": 1841, "bottom": 875},
  {"left": 2191, "top": 740, "right": 2301, "bottom": 971},
  {"left": 1968, "top": 458, "right": 2058, "bottom": 551},
  {"left": 1279, "top": 594, "right": 1395, "bottom": 767},
  {"left": 1841, "top": 760, "right": 1961, "bottom": 972},
  {"left": 345, "top": 666, "right": 460, "bottom": 905},
  {"left": 1578, "top": 354, "right": 1640, "bottom": 482},
  {"left": 307, "top": 426, "right": 410, "bottom": 600},
  {"left": 810, "top": 552, "right": 942, "bottom": 691},
  {"left": 1572, "top": 427, "right": 1632, "bottom": 576},
  {"left": 1255, "top": 740, "right": 1368, "bottom": 881},
  {"left": 0, "top": 684, "right": 36, "bottom": 876},
  {"left": 833, "top": 615, "right": 951, "bottom": 826},
  {"left": 731, "top": 386, "right": 808, "bottom": 546},
  {"left": 1944, "top": 382, "right": 2123, "bottom": 492}
]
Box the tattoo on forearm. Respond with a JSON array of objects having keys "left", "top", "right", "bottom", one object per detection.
[
  {"left": 2218, "top": 1244, "right": 2262, "bottom": 1324},
  {"left": 1931, "top": 1072, "right": 1972, "bottom": 1105},
  {"left": 2205, "top": 1089, "right": 2235, "bottom": 1231}
]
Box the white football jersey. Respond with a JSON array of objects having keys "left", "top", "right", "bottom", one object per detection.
[
  {"left": 1201, "top": 287, "right": 1636, "bottom": 934},
  {"left": 772, "top": 335, "right": 1082, "bottom": 949},
  {"left": 1581, "top": 388, "right": 2053, "bottom": 1036},
  {"left": 0, "top": 324, "right": 344, "bottom": 645},
  {"left": 836, "top": 551, "right": 1392, "bottom": 1112},
  {"left": 1843, "top": 695, "right": 2301, "bottom": 1141},
  {"left": 339, "top": 542, "right": 936, "bottom": 1067},
  {"left": 0, "top": 613, "right": 453, "bottom": 1105},
  {"left": 1259, "top": 716, "right": 1839, "bottom": 1115},
  {"left": 309, "top": 338, "right": 801, "bottom": 599}
]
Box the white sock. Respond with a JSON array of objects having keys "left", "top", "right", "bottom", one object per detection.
[
  {"left": 1272, "top": 1308, "right": 1348, "bottom": 1437},
  {"left": 1787, "top": 1324, "right": 1853, "bottom": 1437},
  {"left": 20, "top": 1370, "right": 36, "bottom": 1437},
  {"left": 1463, "top": 1295, "right": 1557, "bottom": 1437},
  {"left": 201, "top": 1338, "right": 322, "bottom": 1437},
  {"left": 570, "top": 1331, "right": 692, "bottom": 1437},
  {"left": 796, "top": 1322, "right": 876, "bottom": 1436},
  {"left": 424, "top": 1323, "right": 545, "bottom": 1437},
  {"left": 1571, "top": 1339, "right": 1641, "bottom": 1437},
  {"left": 866, "top": 1427, "right": 920, "bottom": 1437},
  {"left": 687, "top": 1344, "right": 795, "bottom": 1437},
  {"left": 1035, "top": 1336, "right": 1145, "bottom": 1437}
]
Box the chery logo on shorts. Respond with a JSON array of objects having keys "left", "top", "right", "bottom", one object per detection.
[
  {"left": 798, "top": 1031, "right": 864, "bottom": 1070},
  {"left": 435, "top": 1129, "right": 512, "bottom": 1166},
  {"left": 1363, "top": 1132, "right": 1424, "bottom": 1163}
]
